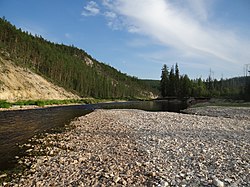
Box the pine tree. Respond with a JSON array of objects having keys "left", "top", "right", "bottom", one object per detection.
[
  {"left": 175, "top": 63, "right": 180, "bottom": 96},
  {"left": 160, "top": 64, "right": 169, "bottom": 97},
  {"left": 180, "top": 74, "right": 191, "bottom": 97},
  {"left": 168, "top": 66, "right": 175, "bottom": 96}
]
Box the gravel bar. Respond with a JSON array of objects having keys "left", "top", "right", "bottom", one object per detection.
[
  {"left": 5, "top": 109, "right": 250, "bottom": 186},
  {"left": 182, "top": 106, "right": 250, "bottom": 120}
]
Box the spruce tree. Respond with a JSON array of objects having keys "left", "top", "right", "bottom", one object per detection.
[
  {"left": 169, "top": 66, "right": 175, "bottom": 96},
  {"left": 175, "top": 63, "right": 180, "bottom": 96},
  {"left": 160, "top": 64, "right": 169, "bottom": 97}
]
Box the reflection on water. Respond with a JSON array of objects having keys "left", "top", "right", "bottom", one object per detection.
[
  {"left": 0, "top": 100, "right": 187, "bottom": 171},
  {"left": 100, "top": 100, "right": 187, "bottom": 112}
]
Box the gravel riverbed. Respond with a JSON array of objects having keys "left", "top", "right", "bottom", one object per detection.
[
  {"left": 3, "top": 108, "right": 250, "bottom": 186},
  {"left": 183, "top": 106, "right": 250, "bottom": 120}
]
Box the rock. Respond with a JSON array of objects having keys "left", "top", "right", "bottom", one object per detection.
[
  {"left": 148, "top": 171, "right": 156, "bottom": 177},
  {"left": 0, "top": 174, "right": 7, "bottom": 178},
  {"left": 113, "top": 176, "right": 121, "bottom": 183},
  {"left": 49, "top": 150, "right": 54, "bottom": 155},
  {"left": 78, "top": 156, "right": 86, "bottom": 163},
  {"left": 4, "top": 109, "right": 249, "bottom": 186},
  {"left": 213, "top": 177, "right": 224, "bottom": 187},
  {"left": 104, "top": 173, "right": 109, "bottom": 178},
  {"left": 26, "top": 148, "right": 33, "bottom": 153},
  {"left": 135, "top": 161, "right": 142, "bottom": 167},
  {"left": 160, "top": 180, "right": 169, "bottom": 187}
]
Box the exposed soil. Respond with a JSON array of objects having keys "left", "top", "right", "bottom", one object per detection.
[{"left": 0, "top": 55, "right": 79, "bottom": 102}]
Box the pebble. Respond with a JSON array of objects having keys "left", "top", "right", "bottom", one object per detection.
[
  {"left": 160, "top": 180, "right": 169, "bottom": 187},
  {"left": 113, "top": 176, "right": 121, "bottom": 183},
  {"left": 0, "top": 174, "right": 7, "bottom": 178},
  {"left": 4, "top": 109, "right": 250, "bottom": 186},
  {"left": 213, "top": 177, "right": 225, "bottom": 187}
]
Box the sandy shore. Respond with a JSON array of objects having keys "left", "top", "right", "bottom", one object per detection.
[{"left": 3, "top": 109, "right": 250, "bottom": 186}]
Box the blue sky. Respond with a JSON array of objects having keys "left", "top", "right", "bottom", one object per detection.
[{"left": 0, "top": 0, "right": 250, "bottom": 80}]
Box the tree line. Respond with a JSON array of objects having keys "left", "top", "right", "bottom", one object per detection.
[
  {"left": 0, "top": 17, "right": 156, "bottom": 99},
  {"left": 160, "top": 64, "right": 250, "bottom": 100}
]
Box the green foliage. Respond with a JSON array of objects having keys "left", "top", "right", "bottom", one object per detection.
[
  {"left": 0, "top": 98, "right": 115, "bottom": 108},
  {"left": 160, "top": 63, "right": 188, "bottom": 97},
  {"left": 141, "top": 80, "right": 160, "bottom": 92},
  {"left": 0, "top": 17, "right": 156, "bottom": 99},
  {"left": 0, "top": 100, "right": 12, "bottom": 108},
  {"left": 243, "top": 77, "right": 250, "bottom": 101},
  {"left": 160, "top": 64, "right": 248, "bottom": 100},
  {"left": 160, "top": 64, "right": 169, "bottom": 97}
]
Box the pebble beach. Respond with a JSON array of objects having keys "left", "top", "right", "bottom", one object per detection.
[{"left": 3, "top": 107, "right": 250, "bottom": 186}]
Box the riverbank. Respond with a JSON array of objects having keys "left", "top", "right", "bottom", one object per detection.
[
  {"left": 183, "top": 106, "right": 250, "bottom": 120},
  {"left": 0, "top": 98, "right": 127, "bottom": 112},
  {"left": 2, "top": 109, "right": 249, "bottom": 186}
]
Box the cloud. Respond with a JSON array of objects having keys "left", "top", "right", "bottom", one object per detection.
[
  {"left": 81, "top": 1, "right": 100, "bottom": 16},
  {"left": 178, "top": 0, "right": 211, "bottom": 21},
  {"left": 99, "top": 0, "right": 250, "bottom": 74},
  {"left": 104, "top": 11, "right": 116, "bottom": 19}
]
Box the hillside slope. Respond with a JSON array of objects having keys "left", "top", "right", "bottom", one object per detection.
[
  {"left": 0, "top": 18, "right": 157, "bottom": 99},
  {"left": 0, "top": 54, "right": 79, "bottom": 101}
]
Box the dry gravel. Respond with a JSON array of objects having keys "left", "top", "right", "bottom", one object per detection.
[
  {"left": 183, "top": 106, "right": 250, "bottom": 120},
  {"left": 4, "top": 109, "right": 250, "bottom": 186}
]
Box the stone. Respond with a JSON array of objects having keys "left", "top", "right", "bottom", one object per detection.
[
  {"left": 113, "top": 176, "right": 121, "bottom": 183},
  {"left": 160, "top": 180, "right": 169, "bottom": 187},
  {"left": 213, "top": 177, "right": 224, "bottom": 187},
  {"left": 0, "top": 174, "right": 7, "bottom": 178},
  {"left": 3, "top": 109, "right": 249, "bottom": 186},
  {"left": 26, "top": 148, "right": 33, "bottom": 153}
]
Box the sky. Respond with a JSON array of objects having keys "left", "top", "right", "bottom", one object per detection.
[{"left": 0, "top": 0, "right": 250, "bottom": 80}]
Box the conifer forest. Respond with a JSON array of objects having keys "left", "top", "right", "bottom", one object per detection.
[{"left": 0, "top": 17, "right": 156, "bottom": 99}]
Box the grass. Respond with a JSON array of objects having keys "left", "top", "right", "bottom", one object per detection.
[
  {"left": 0, "top": 100, "right": 12, "bottom": 108},
  {"left": 0, "top": 98, "right": 123, "bottom": 109}
]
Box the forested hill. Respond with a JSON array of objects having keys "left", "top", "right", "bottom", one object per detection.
[{"left": 0, "top": 17, "right": 156, "bottom": 99}]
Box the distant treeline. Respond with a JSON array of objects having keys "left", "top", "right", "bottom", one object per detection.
[
  {"left": 160, "top": 64, "right": 250, "bottom": 100},
  {"left": 0, "top": 17, "right": 156, "bottom": 99}
]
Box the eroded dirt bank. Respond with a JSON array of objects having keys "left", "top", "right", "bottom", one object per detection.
[{"left": 0, "top": 56, "right": 79, "bottom": 102}]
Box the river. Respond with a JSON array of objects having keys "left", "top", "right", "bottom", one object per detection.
[{"left": 0, "top": 100, "right": 187, "bottom": 171}]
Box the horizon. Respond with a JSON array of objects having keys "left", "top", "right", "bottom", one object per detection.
[{"left": 0, "top": 0, "right": 250, "bottom": 80}]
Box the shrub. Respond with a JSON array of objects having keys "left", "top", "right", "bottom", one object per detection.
[{"left": 0, "top": 100, "right": 12, "bottom": 108}]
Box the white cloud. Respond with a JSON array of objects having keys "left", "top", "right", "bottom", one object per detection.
[
  {"left": 102, "top": 0, "right": 114, "bottom": 9},
  {"left": 127, "top": 25, "right": 139, "bottom": 33},
  {"left": 101, "top": 0, "right": 250, "bottom": 69},
  {"left": 81, "top": 1, "right": 100, "bottom": 16},
  {"left": 176, "top": 0, "right": 211, "bottom": 21},
  {"left": 187, "top": 0, "right": 210, "bottom": 20},
  {"left": 104, "top": 11, "right": 116, "bottom": 19}
]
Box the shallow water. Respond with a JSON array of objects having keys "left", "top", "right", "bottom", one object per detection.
[
  {"left": 0, "top": 100, "right": 187, "bottom": 171},
  {"left": 0, "top": 105, "right": 93, "bottom": 170}
]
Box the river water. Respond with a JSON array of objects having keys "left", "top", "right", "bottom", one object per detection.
[{"left": 0, "top": 100, "right": 187, "bottom": 171}]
